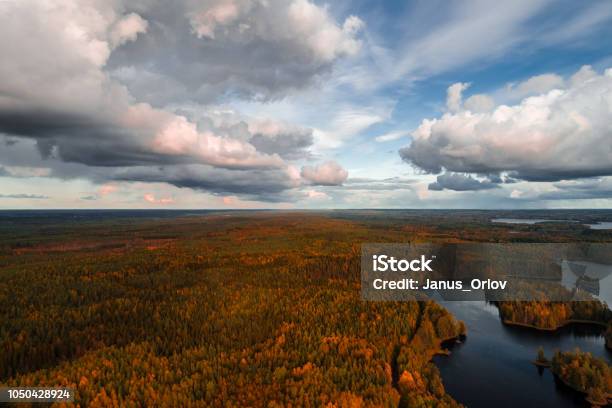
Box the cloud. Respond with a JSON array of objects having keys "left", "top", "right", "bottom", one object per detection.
[
  {"left": 0, "top": 165, "right": 51, "bottom": 177},
  {"left": 188, "top": 0, "right": 362, "bottom": 61},
  {"left": 306, "top": 190, "right": 330, "bottom": 200},
  {"left": 110, "top": 13, "right": 148, "bottom": 48},
  {"left": 504, "top": 73, "right": 564, "bottom": 99},
  {"left": 313, "top": 108, "right": 388, "bottom": 149},
  {"left": 143, "top": 193, "right": 174, "bottom": 204},
  {"left": 390, "top": 1, "right": 552, "bottom": 82},
  {"left": 342, "top": 177, "right": 417, "bottom": 191},
  {"left": 374, "top": 131, "right": 410, "bottom": 143},
  {"left": 400, "top": 66, "right": 612, "bottom": 183},
  {"left": 0, "top": 135, "right": 304, "bottom": 202},
  {"left": 0, "top": 0, "right": 361, "bottom": 202},
  {"left": 301, "top": 161, "right": 348, "bottom": 186},
  {"left": 110, "top": 0, "right": 363, "bottom": 103},
  {"left": 536, "top": 1, "right": 612, "bottom": 46},
  {"left": 0, "top": 193, "right": 48, "bottom": 199},
  {"left": 345, "top": 0, "right": 612, "bottom": 102},
  {"left": 112, "top": 164, "right": 301, "bottom": 201},
  {"left": 247, "top": 120, "right": 314, "bottom": 160},
  {"left": 428, "top": 173, "right": 499, "bottom": 191},
  {"left": 537, "top": 178, "right": 612, "bottom": 200},
  {"left": 464, "top": 94, "right": 495, "bottom": 113},
  {"left": 149, "top": 112, "right": 283, "bottom": 169},
  {"left": 99, "top": 183, "right": 118, "bottom": 196},
  {"left": 446, "top": 82, "right": 470, "bottom": 112}
]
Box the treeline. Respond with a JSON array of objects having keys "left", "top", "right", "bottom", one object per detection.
[
  {"left": 497, "top": 300, "right": 611, "bottom": 330},
  {"left": 550, "top": 349, "right": 611, "bottom": 406},
  {"left": 1, "top": 215, "right": 466, "bottom": 407}
]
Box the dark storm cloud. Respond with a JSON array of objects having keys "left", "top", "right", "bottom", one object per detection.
[
  {"left": 0, "top": 135, "right": 296, "bottom": 201},
  {"left": 428, "top": 173, "right": 499, "bottom": 191},
  {"left": 111, "top": 164, "right": 300, "bottom": 201},
  {"left": 537, "top": 178, "right": 612, "bottom": 200},
  {"left": 0, "top": 116, "right": 192, "bottom": 168},
  {"left": 0, "top": 0, "right": 356, "bottom": 201},
  {"left": 249, "top": 130, "right": 314, "bottom": 160}
]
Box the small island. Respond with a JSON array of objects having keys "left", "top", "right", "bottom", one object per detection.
[
  {"left": 536, "top": 349, "right": 612, "bottom": 407},
  {"left": 498, "top": 299, "right": 611, "bottom": 330},
  {"left": 532, "top": 346, "right": 550, "bottom": 367},
  {"left": 498, "top": 299, "right": 612, "bottom": 352}
]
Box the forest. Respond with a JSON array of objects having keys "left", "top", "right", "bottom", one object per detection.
[
  {"left": 497, "top": 300, "right": 611, "bottom": 331},
  {"left": 0, "top": 210, "right": 610, "bottom": 407},
  {"left": 1, "top": 213, "right": 467, "bottom": 407},
  {"left": 550, "top": 349, "right": 611, "bottom": 406}
]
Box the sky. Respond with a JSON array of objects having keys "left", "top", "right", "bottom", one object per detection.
[{"left": 1, "top": 0, "right": 612, "bottom": 209}]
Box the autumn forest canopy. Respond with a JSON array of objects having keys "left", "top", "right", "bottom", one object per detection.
[{"left": 0, "top": 210, "right": 611, "bottom": 407}]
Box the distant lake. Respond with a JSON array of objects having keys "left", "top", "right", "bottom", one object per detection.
[
  {"left": 588, "top": 222, "right": 612, "bottom": 230},
  {"left": 491, "top": 218, "right": 612, "bottom": 230},
  {"left": 434, "top": 301, "right": 610, "bottom": 408},
  {"left": 491, "top": 218, "right": 576, "bottom": 225}
]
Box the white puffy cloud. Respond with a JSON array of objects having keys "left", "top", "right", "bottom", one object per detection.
[
  {"left": 188, "top": 0, "right": 363, "bottom": 63},
  {"left": 0, "top": 0, "right": 132, "bottom": 114},
  {"left": 569, "top": 65, "right": 597, "bottom": 86},
  {"left": 463, "top": 94, "right": 495, "bottom": 113},
  {"left": 301, "top": 161, "right": 348, "bottom": 186},
  {"left": 504, "top": 73, "right": 564, "bottom": 99},
  {"left": 400, "top": 66, "right": 612, "bottom": 182},
  {"left": 146, "top": 109, "right": 284, "bottom": 169},
  {"left": 110, "top": 13, "right": 148, "bottom": 48},
  {"left": 446, "top": 82, "right": 470, "bottom": 112}
]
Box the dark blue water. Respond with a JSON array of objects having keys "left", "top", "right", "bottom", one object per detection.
[{"left": 434, "top": 302, "right": 610, "bottom": 408}]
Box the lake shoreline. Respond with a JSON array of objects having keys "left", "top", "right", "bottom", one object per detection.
[
  {"left": 502, "top": 318, "right": 608, "bottom": 331},
  {"left": 548, "top": 366, "right": 610, "bottom": 407},
  {"left": 504, "top": 318, "right": 611, "bottom": 405},
  {"left": 434, "top": 301, "right": 610, "bottom": 408},
  {"left": 502, "top": 318, "right": 612, "bottom": 352}
]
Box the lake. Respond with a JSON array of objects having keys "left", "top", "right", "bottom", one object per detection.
[
  {"left": 588, "top": 222, "right": 612, "bottom": 230},
  {"left": 433, "top": 301, "right": 611, "bottom": 408},
  {"left": 492, "top": 218, "right": 612, "bottom": 230},
  {"left": 491, "top": 218, "right": 577, "bottom": 225}
]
